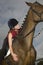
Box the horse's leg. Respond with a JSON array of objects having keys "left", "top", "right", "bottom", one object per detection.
[
  {"left": 29, "top": 46, "right": 36, "bottom": 65},
  {"left": 23, "top": 46, "right": 36, "bottom": 65},
  {"left": 23, "top": 51, "right": 32, "bottom": 65}
]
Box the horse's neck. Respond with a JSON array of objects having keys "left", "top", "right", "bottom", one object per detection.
[
  {"left": 21, "top": 10, "right": 36, "bottom": 49},
  {"left": 23, "top": 21, "right": 36, "bottom": 49}
]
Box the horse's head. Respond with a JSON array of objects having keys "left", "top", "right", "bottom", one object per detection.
[{"left": 25, "top": 1, "right": 43, "bottom": 23}]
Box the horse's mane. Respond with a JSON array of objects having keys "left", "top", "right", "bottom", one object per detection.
[{"left": 19, "top": 7, "right": 29, "bottom": 34}]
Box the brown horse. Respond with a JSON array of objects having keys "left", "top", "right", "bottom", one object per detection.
[{"left": 1, "top": 1, "right": 43, "bottom": 65}]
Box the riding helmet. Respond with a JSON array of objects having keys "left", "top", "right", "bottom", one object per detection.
[{"left": 8, "top": 18, "right": 18, "bottom": 29}]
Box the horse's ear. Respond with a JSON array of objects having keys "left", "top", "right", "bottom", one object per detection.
[
  {"left": 25, "top": 1, "right": 43, "bottom": 7},
  {"left": 25, "top": 2, "right": 33, "bottom": 6}
]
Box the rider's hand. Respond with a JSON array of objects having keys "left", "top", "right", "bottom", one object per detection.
[{"left": 12, "top": 53, "right": 19, "bottom": 62}]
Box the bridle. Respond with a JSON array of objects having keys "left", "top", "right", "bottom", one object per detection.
[{"left": 23, "top": 8, "right": 39, "bottom": 38}]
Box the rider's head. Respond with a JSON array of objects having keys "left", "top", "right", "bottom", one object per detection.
[{"left": 8, "top": 18, "right": 20, "bottom": 30}]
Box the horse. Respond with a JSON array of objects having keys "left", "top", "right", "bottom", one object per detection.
[{"left": 1, "top": 1, "right": 43, "bottom": 65}]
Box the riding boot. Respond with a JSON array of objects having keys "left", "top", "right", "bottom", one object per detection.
[{"left": 0, "top": 44, "right": 8, "bottom": 62}]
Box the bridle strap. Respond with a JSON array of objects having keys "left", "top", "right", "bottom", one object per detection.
[{"left": 32, "top": 8, "right": 41, "bottom": 17}]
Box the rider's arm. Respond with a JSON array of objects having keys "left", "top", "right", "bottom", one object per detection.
[
  {"left": 8, "top": 32, "right": 14, "bottom": 56},
  {"left": 8, "top": 32, "right": 18, "bottom": 61}
]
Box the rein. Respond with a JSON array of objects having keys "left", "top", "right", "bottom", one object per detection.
[{"left": 23, "top": 26, "right": 35, "bottom": 38}]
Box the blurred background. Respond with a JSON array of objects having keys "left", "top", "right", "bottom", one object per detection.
[{"left": 0, "top": 0, "right": 43, "bottom": 60}]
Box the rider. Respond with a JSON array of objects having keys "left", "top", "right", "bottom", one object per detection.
[{"left": 0, "top": 18, "right": 20, "bottom": 62}]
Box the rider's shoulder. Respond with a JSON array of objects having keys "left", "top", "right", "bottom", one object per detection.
[{"left": 8, "top": 30, "right": 12, "bottom": 37}]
